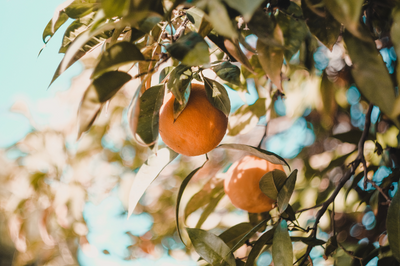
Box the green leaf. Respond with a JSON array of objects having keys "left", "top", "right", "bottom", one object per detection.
[
  {"left": 378, "top": 257, "right": 400, "bottom": 266},
  {"left": 185, "top": 179, "right": 224, "bottom": 220},
  {"left": 301, "top": 0, "right": 341, "bottom": 50},
  {"left": 159, "top": 66, "right": 174, "bottom": 83},
  {"left": 391, "top": 7, "right": 400, "bottom": 125},
  {"left": 176, "top": 161, "right": 207, "bottom": 244},
  {"left": 324, "top": 235, "right": 338, "bottom": 258},
  {"left": 195, "top": 191, "right": 225, "bottom": 229},
  {"left": 42, "top": 12, "right": 69, "bottom": 44},
  {"left": 65, "top": 0, "right": 98, "bottom": 18},
  {"left": 101, "top": 0, "right": 130, "bottom": 18},
  {"left": 212, "top": 62, "right": 241, "bottom": 86},
  {"left": 324, "top": 0, "right": 367, "bottom": 41},
  {"left": 387, "top": 181, "right": 400, "bottom": 262},
  {"left": 218, "top": 223, "right": 254, "bottom": 249},
  {"left": 167, "top": 32, "right": 210, "bottom": 66},
  {"left": 203, "top": 76, "right": 231, "bottom": 116},
  {"left": 224, "top": 39, "right": 254, "bottom": 73},
  {"left": 227, "top": 98, "right": 267, "bottom": 136},
  {"left": 343, "top": 31, "right": 398, "bottom": 127},
  {"left": 247, "top": 7, "right": 276, "bottom": 46},
  {"left": 136, "top": 84, "right": 165, "bottom": 145},
  {"left": 277, "top": 170, "right": 297, "bottom": 213},
  {"left": 291, "top": 236, "right": 326, "bottom": 246},
  {"left": 205, "top": 0, "right": 238, "bottom": 39},
  {"left": 167, "top": 65, "right": 193, "bottom": 104},
  {"left": 92, "top": 42, "right": 145, "bottom": 78},
  {"left": 187, "top": 228, "right": 236, "bottom": 266},
  {"left": 272, "top": 220, "right": 293, "bottom": 266},
  {"left": 77, "top": 71, "right": 131, "bottom": 138},
  {"left": 218, "top": 143, "right": 290, "bottom": 168},
  {"left": 229, "top": 218, "right": 270, "bottom": 253},
  {"left": 257, "top": 25, "right": 284, "bottom": 90},
  {"left": 59, "top": 13, "right": 95, "bottom": 53},
  {"left": 128, "top": 148, "right": 179, "bottom": 217},
  {"left": 223, "top": 0, "right": 264, "bottom": 22},
  {"left": 351, "top": 243, "right": 375, "bottom": 266},
  {"left": 276, "top": 2, "right": 308, "bottom": 61},
  {"left": 259, "top": 170, "right": 287, "bottom": 201},
  {"left": 245, "top": 228, "right": 275, "bottom": 266}
]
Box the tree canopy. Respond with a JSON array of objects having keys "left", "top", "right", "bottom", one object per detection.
[{"left": 1, "top": 0, "right": 400, "bottom": 265}]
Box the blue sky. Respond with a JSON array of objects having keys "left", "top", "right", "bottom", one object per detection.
[{"left": 0, "top": 0, "right": 81, "bottom": 147}]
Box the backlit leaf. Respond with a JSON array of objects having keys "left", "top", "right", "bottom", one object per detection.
[
  {"left": 128, "top": 148, "right": 179, "bottom": 217},
  {"left": 218, "top": 144, "right": 290, "bottom": 168},
  {"left": 245, "top": 228, "right": 275, "bottom": 266},
  {"left": 101, "top": 0, "right": 129, "bottom": 18},
  {"left": 195, "top": 191, "right": 224, "bottom": 229},
  {"left": 136, "top": 84, "right": 165, "bottom": 145},
  {"left": 167, "top": 32, "right": 210, "bottom": 66},
  {"left": 387, "top": 181, "right": 400, "bottom": 262},
  {"left": 92, "top": 42, "right": 145, "bottom": 78},
  {"left": 65, "top": 0, "right": 98, "bottom": 18},
  {"left": 42, "top": 12, "right": 69, "bottom": 44},
  {"left": 176, "top": 161, "right": 207, "bottom": 244},
  {"left": 257, "top": 25, "right": 284, "bottom": 90},
  {"left": 260, "top": 170, "right": 288, "bottom": 201},
  {"left": 185, "top": 178, "right": 224, "bottom": 220},
  {"left": 159, "top": 66, "right": 174, "bottom": 83},
  {"left": 272, "top": 220, "right": 293, "bottom": 266},
  {"left": 247, "top": 7, "right": 276, "bottom": 46},
  {"left": 276, "top": 2, "right": 308, "bottom": 61},
  {"left": 59, "top": 13, "right": 95, "bottom": 53},
  {"left": 343, "top": 31, "right": 398, "bottom": 127},
  {"left": 224, "top": 39, "right": 254, "bottom": 73},
  {"left": 229, "top": 218, "right": 270, "bottom": 253},
  {"left": 186, "top": 228, "right": 236, "bottom": 266},
  {"left": 205, "top": 0, "right": 238, "bottom": 39},
  {"left": 77, "top": 71, "right": 131, "bottom": 138},
  {"left": 324, "top": 0, "right": 367, "bottom": 41},
  {"left": 277, "top": 170, "right": 297, "bottom": 213},
  {"left": 218, "top": 223, "right": 254, "bottom": 249},
  {"left": 212, "top": 62, "right": 241, "bottom": 86},
  {"left": 203, "top": 76, "right": 231, "bottom": 116},
  {"left": 223, "top": 0, "right": 264, "bottom": 22}
]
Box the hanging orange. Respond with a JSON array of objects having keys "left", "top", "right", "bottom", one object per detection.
[{"left": 159, "top": 83, "right": 228, "bottom": 156}]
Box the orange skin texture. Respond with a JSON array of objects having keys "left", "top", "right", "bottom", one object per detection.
[
  {"left": 224, "top": 155, "right": 285, "bottom": 213},
  {"left": 159, "top": 83, "right": 228, "bottom": 156}
]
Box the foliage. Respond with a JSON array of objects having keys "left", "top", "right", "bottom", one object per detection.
[{"left": 2, "top": 0, "right": 400, "bottom": 265}]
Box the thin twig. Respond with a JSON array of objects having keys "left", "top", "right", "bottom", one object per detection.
[
  {"left": 337, "top": 242, "right": 364, "bottom": 264},
  {"left": 299, "top": 104, "right": 374, "bottom": 266},
  {"left": 295, "top": 203, "right": 323, "bottom": 214},
  {"left": 366, "top": 179, "right": 391, "bottom": 204}
]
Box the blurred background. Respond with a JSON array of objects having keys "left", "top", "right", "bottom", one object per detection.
[{"left": 1, "top": 1, "right": 399, "bottom": 266}]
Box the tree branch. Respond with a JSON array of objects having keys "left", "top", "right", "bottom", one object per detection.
[{"left": 299, "top": 104, "right": 374, "bottom": 266}]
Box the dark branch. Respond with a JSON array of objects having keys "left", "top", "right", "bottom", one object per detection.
[{"left": 299, "top": 104, "right": 374, "bottom": 266}]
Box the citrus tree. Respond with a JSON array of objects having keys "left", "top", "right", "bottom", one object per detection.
[{"left": 3, "top": 0, "right": 400, "bottom": 265}]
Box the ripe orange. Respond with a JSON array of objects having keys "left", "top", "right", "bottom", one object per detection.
[
  {"left": 224, "top": 155, "right": 285, "bottom": 213},
  {"left": 159, "top": 83, "right": 228, "bottom": 156}
]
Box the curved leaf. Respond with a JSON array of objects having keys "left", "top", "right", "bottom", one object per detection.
[
  {"left": 42, "top": 12, "right": 69, "bottom": 44},
  {"left": 92, "top": 42, "right": 145, "bottom": 78},
  {"left": 167, "top": 65, "right": 193, "bottom": 120},
  {"left": 128, "top": 148, "right": 179, "bottom": 218},
  {"left": 176, "top": 160, "right": 207, "bottom": 244},
  {"left": 343, "top": 31, "right": 398, "bottom": 127},
  {"left": 195, "top": 191, "right": 224, "bottom": 229},
  {"left": 159, "top": 66, "right": 174, "bottom": 83},
  {"left": 218, "top": 223, "right": 254, "bottom": 249},
  {"left": 167, "top": 32, "right": 210, "bottom": 66},
  {"left": 217, "top": 143, "right": 290, "bottom": 168},
  {"left": 324, "top": 0, "right": 367, "bottom": 41},
  {"left": 223, "top": 0, "right": 264, "bottom": 22},
  {"left": 272, "top": 220, "right": 293, "bottom": 266},
  {"left": 203, "top": 76, "right": 231, "bottom": 116},
  {"left": 65, "top": 0, "right": 98, "bottom": 18},
  {"left": 136, "top": 84, "right": 165, "bottom": 145},
  {"left": 259, "top": 170, "right": 287, "bottom": 201},
  {"left": 245, "top": 228, "right": 275, "bottom": 266},
  {"left": 206, "top": 0, "right": 237, "bottom": 39},
  {"left": 212, "top": 62, "right": 241, "bottom": 86},
  {"left": 101, "top": 0, "right": 130, "bottom": 18},
  {"left": 277, "top": 170, "right": 297, "bottom": 213},
  {"left": 187, "top": 228, "right": 236, "bottom": 266},
  {"left": 77, "top": 71, "right": 131, "bottom": 138},
  {"left": 257, "top": 25, "right": 284, "bottom": 90},
  {"left": 224, "top": 39, "right": 254, "bottom": 73},
  {"left": 387, "top": 181, "right": 400, "bottom": 262}
]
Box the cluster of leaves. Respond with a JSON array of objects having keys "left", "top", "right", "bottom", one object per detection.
[{"left": 30, "top": 0, "right": 400, "bottom": 265}]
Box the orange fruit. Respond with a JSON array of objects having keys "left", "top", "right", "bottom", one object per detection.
[
  {"left": 224, "top": 155, "right": 285, "bottom": 213},
  {"left": 159, "top": 83, "right": 228, "bottom": 156}
]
